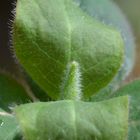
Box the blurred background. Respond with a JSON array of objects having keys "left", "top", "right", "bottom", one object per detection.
[
  {"left": 0, "top": 0, "right": 140, "bottom": 83},
  {"left": 113, "top": 0, "right": 140, "bottom": 82}
]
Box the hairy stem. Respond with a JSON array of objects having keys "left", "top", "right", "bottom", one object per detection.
[{"left": 60, "top": 61, "right": 82, "bottom": 100}]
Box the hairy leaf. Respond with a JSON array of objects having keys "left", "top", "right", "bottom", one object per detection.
[
  {"left": 75, "top": 0, "right": 135, "bottom": 98},
  {"left": 0, "top": 73, "right": 31, "bottom": 112},
  {"left": 60, "top": 61, "right": 82, "bottom": 100},
  {"left": 112, "top": 80, "right": 140, "bottom": 140},
  {"left": 15, "top": 96, "right": 128, "bottom": 140},
  {"left": 76, "top": 0, "right": 135, "bottom": 76},
  {"left": 14, "top": 0, "right": 124, "bottom": 99}
]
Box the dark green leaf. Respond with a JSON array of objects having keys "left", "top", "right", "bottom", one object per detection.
[
  {"left": 14, "top": 0, "right": 124, "bottom": 99},
  {"left": 0, "top": 73, "right": 31, "bottom": 112},
  {"left": 25, "top": 74, "right": 51, "bottom": 101}
]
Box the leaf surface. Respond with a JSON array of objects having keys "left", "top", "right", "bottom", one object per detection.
[
  {"left": 0, "top": 109, "right": 20, "bottom": 140},
  {"left": 14, "top": 0, "right": 124, "bottom": 99},
  {"left": 0, "top": 73, "right": 31, "bottom": 112},
  {"left": 112, "top": 80, "right": 140, "bottom": 140},
  {"left": 15, "top": 96, "right": 128, "bottom": 140},
  {"left": 76, "top": 0, "right": 135, "bottom": 97}
]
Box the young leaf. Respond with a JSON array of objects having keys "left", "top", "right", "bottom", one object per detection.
[
  {"left": 60, "top": 61, "right": 82, "bottom": 100},
  {"left": 15, "top": 96, "right": 128, "bottom": 140},
  {"left": 0, "top": 109, "right": 21, "bottom": 140},
  {"left": 76, "top": 0, "right": 135, "bottom": 96},
  {"left": 0, "top": 73, "right": 32, "bottom": 112},
  {"left": 111, "top": 80, "right": 140, "bottom": 140},
  {"left": 13, "top": 0, "right": 124, "bottom": 99},
  {"left": 77, "top": 0, "right": 135, "bottom": 76}
]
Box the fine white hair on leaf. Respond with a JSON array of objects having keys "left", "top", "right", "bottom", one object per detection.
[
  {"left": 60, "top": 61, "right": 82, "bottom": 100},
  {"left": 7, "top": 1, "right": 20, "bottom": 65}
]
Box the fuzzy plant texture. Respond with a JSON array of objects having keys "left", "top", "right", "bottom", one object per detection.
[{"left": 0, "top": 0, "right": 139, "bottom": 140}]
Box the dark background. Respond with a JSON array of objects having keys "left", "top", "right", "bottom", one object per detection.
[{"left": 0, "top": 0, "right": 18, "bottom": 74}]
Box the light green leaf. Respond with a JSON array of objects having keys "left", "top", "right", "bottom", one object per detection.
[
  {"left": 75, "top": 0, "right": 135, "bottom": 97},
  {"left": 0, "top": 109, "right": 21, "bottom": 140},
  {"left": 14, "top": 0, "right": 124, "bottom": 99},
  {"left": 111, "top": 80, "right": 140, "bottom": 140},
  {"left": 0, "top": 73, "right": 31, "bottom": 112},
  {"left": 15, "top": 96, "right": 128, "bottom": 140},
  {"left": 77, "top": 0, "right": 135, "bottom": 75},
  {"left": 60, "top": 61, "right": 82, "bottom": 100}
]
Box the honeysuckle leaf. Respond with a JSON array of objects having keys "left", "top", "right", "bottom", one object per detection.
[
  {"left": 0, "top": 73, "right": 32, "bottom": 112},
  {"left": 15, "top": 96, "right": 128, "bottom": 140},
  {"left": 75, "top": 0, "right": 135, "bottom": 98},
  {"left": 14, "top": 0, "right": 124, "bottom": 99},
  {"left": 111, "top": 80, "right": 140, "bottom": 140},
  {"left": 77, "top": 0, "right": 135, "bottom": 76},
  {"left": 0, "top": 109, "right": 21, "bottom": 140}
]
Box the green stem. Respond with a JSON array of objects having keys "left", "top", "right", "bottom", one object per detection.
[{"left": 60, "top": 61, "right": 82, "bottom": 100}]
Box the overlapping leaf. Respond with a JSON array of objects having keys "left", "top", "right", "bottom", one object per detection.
[
  {"left": 112, "top": 80, "right": 140, "bottom": 140},
  {"left": 0, "top": 109, "right": 21, "bottom": 140},
  {"left": 14, "top": 0, "right": 124, "bottom": 99},
  {"left": 15, "top": 96, "right": 128, "bottom": 140},
  {"left": 75, "top": 0, "right": 135, "bottom": 97}
]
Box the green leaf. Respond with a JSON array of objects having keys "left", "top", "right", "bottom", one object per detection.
[
  {"left": 76, "top": 0, "right": 135, "bottom": 97},
  {"left": 15, "top": 96, "right": 128, "bottom": 140},
  {"left": 14, "top": 0, "right": 124, "bottom": 99},
  {"left": 0, "top": 109, "right": 21, "bottom": 140},
  {"left": 0, "top": 73, "right": 31, "bottom": 112},
  {"left": 60, "top": 61, "right": 82, "bottom": 100},
  {"left": 111, "top": 80, "right": 140, "bottom": 140},
  {"left": 76, "top": 0, "right": 135, "bottom": 78}
]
